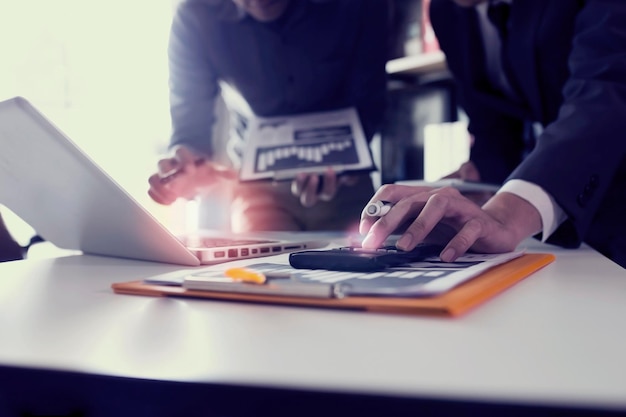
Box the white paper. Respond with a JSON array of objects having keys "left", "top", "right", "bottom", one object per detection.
[
  {"left": 237, "top": 108, "right": 374, "bottom": 181},
  {"left": 179, "top": 250, "right": 525, "bottom": 298}
]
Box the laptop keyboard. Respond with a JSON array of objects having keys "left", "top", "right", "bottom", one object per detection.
[{"left": 182, "top": 237, "right": 276, "bottom": 248}]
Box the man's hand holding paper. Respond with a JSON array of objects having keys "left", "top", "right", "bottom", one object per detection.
[{"left": 291, "top": 168, "right": 361, "bottom": 208}]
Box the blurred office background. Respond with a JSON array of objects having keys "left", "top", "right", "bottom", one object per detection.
[{"left": 0, "top": 0, "right": 184, "bottom": 244}]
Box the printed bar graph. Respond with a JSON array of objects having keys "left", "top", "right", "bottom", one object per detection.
[{"left": 254, "top": 137, "right": 359, "bottom": 173}]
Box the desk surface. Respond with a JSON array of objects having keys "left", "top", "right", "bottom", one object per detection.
[{"left": 0, "top": 239, "right": 625, "bottom": 413}]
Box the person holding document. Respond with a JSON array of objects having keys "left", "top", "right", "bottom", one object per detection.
[
  {"left": 148, "top": 0, "right": 388, "bottom": 233},
  {"left": 361, "top": 0, "right": 626, "bottom": 268}
]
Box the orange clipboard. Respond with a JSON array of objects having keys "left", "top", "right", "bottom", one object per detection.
[{"left": 111, "top": 253, "right": 555, "bottom": 317}]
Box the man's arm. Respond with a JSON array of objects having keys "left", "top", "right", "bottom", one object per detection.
[
  {"left": 147, "top": 3, "right": 238, "bottom": 206},
  {"left": 168, "top": 1, "right": 221, "bottom": 156},
  {"left": 508, "top": 0, "right": 626, "bottom": 247},
  {"left": 361, "top": 0, "right": 626, "bottom": 260}
]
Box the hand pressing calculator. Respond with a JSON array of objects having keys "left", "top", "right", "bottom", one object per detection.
[{"left": 289, "top": 243, "right": 444, "bottom": 272}]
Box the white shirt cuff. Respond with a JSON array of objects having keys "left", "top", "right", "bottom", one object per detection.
[{"left": 497, "top": 179, "right": 567, "bottom": 241}]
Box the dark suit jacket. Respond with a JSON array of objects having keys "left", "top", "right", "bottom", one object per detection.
[{"left": 430, "top": 0, "right": 626, "bottom": 267}]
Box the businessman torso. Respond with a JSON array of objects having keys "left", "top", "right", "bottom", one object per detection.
[{"left": 431, "top": 0, "right": 626, "bottom": 266}]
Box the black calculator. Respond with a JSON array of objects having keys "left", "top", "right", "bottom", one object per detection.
[{"left": 289, "top": 243, "right": 444, "bottom": 272}]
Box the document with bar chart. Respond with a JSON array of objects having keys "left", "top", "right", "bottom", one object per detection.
[{"left": 238, "top": 108, "right": 375, "bottom": 181}]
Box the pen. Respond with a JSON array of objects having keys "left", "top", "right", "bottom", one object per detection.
[
  {"left": 160, "top": 159, "right": 206, "bottom": 184},
  {"left": 365, "top": 200, "right": 393, "bottom": 217},
  {"left": 224, "top": 267, "right": 267, "bottom": 284}
]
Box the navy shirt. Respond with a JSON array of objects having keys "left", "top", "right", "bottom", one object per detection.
[{"left": 168, "top": 0, "right": 389, "bottom": 157}]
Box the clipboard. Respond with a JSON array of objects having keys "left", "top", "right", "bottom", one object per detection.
[{"left": 111, "top": 253, "right": 555, "bottom": 317}]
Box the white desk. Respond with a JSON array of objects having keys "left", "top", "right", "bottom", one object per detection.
[{"left": 0, "top": 240, "right": 625, "bottom": 415}]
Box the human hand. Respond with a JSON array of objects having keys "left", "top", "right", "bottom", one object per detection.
[
  {"left": 148, "top": 145, "right": 237, "bottom": 205},
  {"left": 442, "top": 160, "right": 481, "bottom": 181},
  {"left": 442, "top": 160, "right": 493, "bottom": 206},
  {"left": 290, "top": 168, "right": 359, "bottom": 208},
  {"left": 359, "top": 185, "right": 542, "bottom": 262}
]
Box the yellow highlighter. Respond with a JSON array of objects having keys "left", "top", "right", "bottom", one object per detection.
[{"left": 224, "top": 267, "right": 267, "bottom": 284}]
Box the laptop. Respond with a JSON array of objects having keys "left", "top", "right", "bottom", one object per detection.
[{"left": 0, "top": 96, "right": 327, "bottom": 266}]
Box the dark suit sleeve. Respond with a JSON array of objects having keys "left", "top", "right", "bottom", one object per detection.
[
  {"left": 168, "top": 1, "right": 221, "bottom": 156},
  {"left": 509, "top": 0, "right": 626, "bottom": 248}
]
